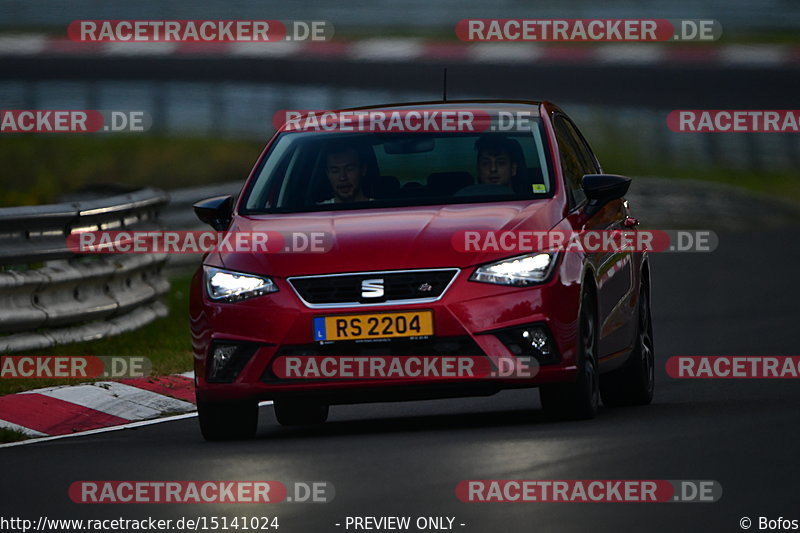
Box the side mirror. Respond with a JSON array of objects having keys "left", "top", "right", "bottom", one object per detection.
[
  {"left": 193, "top": 195, "right": 233, "bottom": 231},
  {"left": 581, "top": 174, "right": 631, "bottom": 217}
]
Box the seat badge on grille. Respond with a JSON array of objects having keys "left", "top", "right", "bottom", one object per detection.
[
  {"left": 361, "top": 278, "right": 385, "bottom": 298},
  {"left": 417, "top": 283, "right": 433, "bottom": 292}
]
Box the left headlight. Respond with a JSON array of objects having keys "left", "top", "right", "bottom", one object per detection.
[
  {"left": 204, "top": 266, "right": 278, "bottom": 302},
  {"left": 469, "top": 252, "right": 557, "bottom": 287}
]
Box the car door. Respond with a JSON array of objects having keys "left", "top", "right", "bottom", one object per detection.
[{"left": 553, "top": 113, "right": 635, "bottom": 360}]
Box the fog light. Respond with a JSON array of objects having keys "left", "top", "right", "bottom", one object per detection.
[
  {"left": 207, "top": 342, "right": 258, "bottom": 383},
  {"left": 493, "top": 325, "right": 559, "bottom": 364},
  {"left": 522, "top": 328, "right": 551, "bottom": 355}
]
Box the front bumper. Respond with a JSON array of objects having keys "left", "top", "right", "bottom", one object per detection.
[{"left": 190, "top": 266, "right": 582, "bottom": 404}]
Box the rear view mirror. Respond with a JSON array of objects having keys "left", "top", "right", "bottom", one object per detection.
[
  {"left": 581, "top": 174, "right": 631, "bottom": 217},
  {"left": 383, "top": 138, "right": 435, "bottom": 154},
  {"left": 193, "top": 195, "right": 233, "bottom": 230}
]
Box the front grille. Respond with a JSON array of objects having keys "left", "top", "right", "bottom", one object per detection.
[{"left": 288, "top": 268, "right": 459, "bottom": 307}]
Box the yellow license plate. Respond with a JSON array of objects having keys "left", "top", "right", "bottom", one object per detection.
[{"left": 314, "top": 311, "right": 433, "bottom": 341}]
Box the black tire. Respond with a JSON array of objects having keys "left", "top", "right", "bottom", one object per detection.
[
  {"left": 540, "top": 291, "right": 600, "bottom": 421},
  {"left": 600, "top": 283, "right": 655, "bottom": 407},
  {"left": 197, "top": 400, "right": 259, "bottom": 441},
  {"left": 274, "top": 400, "right": 329, "bottom": 426}
]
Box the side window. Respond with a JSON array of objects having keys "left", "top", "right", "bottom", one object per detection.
[
  {"left": 553, "top": 116, "right": 586, "bottom": 208},
  {"left": 245, "top": 136, "right": 295, "bottom": 210},
  {"left": 562, "top": 118, "right": 600, "bottom": 177}
]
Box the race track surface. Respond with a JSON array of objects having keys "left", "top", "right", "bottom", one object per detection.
[{"left": 3, "top": 227, "right": 799, "bottom": 532}]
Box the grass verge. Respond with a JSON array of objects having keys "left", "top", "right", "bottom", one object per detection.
[
  {"left": 0, "top": 428, "right": 30, "bottom": 444},
  {"left": 0, "top": 136, "right": 262, "bottom": 207},
  {"left": 595, "top": 145, "right": 800, "bottom": 204}
]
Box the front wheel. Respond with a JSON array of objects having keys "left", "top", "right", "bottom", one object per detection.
[
  {"left": 197, "top": 400, "right": 259, "bottom": 441},
  {"left": 540, "top": 291, "right": 600, "bottom": 421}
]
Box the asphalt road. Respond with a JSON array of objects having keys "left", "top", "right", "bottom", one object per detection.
[{"left": 2, "top": 227, "right": 800, "bottom": 532}]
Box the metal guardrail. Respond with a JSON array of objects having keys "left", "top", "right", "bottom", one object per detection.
[{"left": 0, "top": 188, "right": 171, "bottom": 353}]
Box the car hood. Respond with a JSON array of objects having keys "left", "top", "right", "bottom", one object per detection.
[{"left": 217, "top": 201, "right": 562, "bottom": 277}]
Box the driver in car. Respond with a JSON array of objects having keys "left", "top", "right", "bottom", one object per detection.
[
  {"left": 475, "top": 135, "right": 519, "bottom": 187},
  {"left": 319, "top": 142, "right": 373, "bottom": 204}
]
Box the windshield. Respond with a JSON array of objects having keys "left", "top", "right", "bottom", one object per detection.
[{"left": 241, "top": 123, "right": 553, "bottom": 214}]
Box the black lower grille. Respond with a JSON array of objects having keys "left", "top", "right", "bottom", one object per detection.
[{"left": 288, "top": 269, "right": 458, "bottom": 306}]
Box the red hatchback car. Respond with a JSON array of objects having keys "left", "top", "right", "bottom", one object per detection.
[{"left": 189, "top": 101, "right": 654, "bottom": 440}]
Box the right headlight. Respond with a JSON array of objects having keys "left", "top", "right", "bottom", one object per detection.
[
  {"left": 469, "top": 252, "right": 558, "bottom": 287},
  {"left": 204, "top": 266, "right": 278, "bottom": 302}
]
